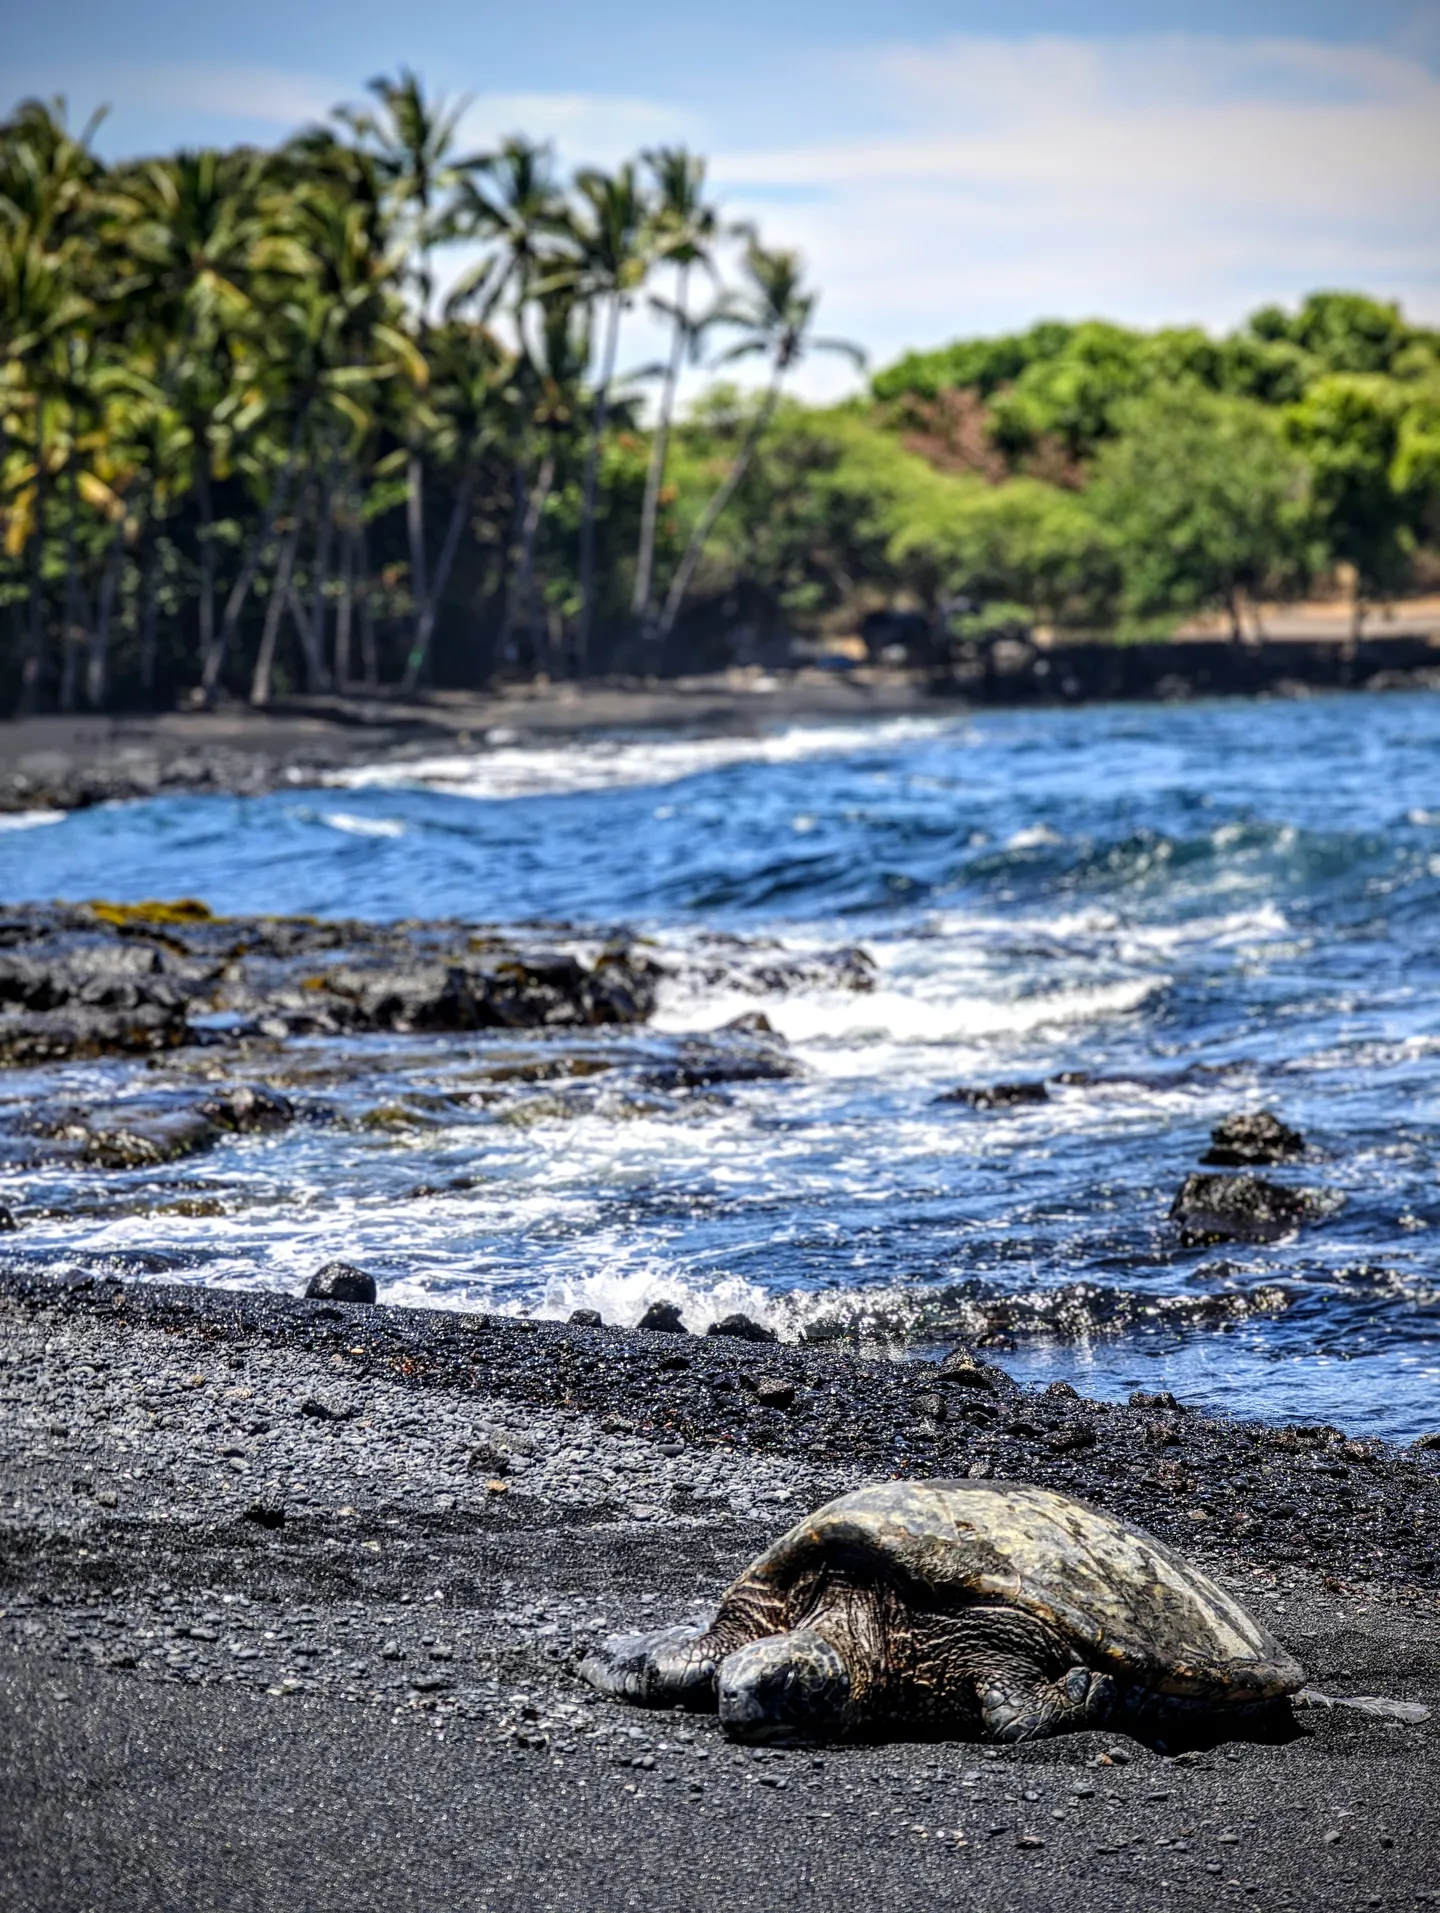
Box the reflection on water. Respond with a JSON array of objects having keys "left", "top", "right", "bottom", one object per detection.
[{"left": 6, "top": 691, "right": 1440, "bottom": 1440}]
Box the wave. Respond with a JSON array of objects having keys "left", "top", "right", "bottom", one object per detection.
[
  {"left": 330, "top": 716, "right": 956, "bottom": 802},
  {"left": 0, "top": 809, "right": 65, "bottom": 832}
]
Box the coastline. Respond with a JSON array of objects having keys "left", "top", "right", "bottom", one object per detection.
[
  {"left": 2, "top": 1269, "right": 1437, "bottom": 1910},
  {"left": 5, "top": 628, "right": 1440, "bottom": 815}
]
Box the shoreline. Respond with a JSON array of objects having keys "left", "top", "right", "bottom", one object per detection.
[
  {"left": 5, "top": 632, "right": 1440, "bottom": 813},
  {"left": 3, "top": 1268, "right": 1438, "bottom": 1909}
]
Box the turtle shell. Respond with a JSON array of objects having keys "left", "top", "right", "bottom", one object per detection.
[{"left": 736, "top": 1480, "right": 1304, "bottom": 1704}]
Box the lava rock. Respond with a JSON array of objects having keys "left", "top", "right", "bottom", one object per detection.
[
  {"left": 636, "top": 1300, "right": 688, "bottom": 1335},
  {"left": 706, "top": 1313, "right": 777, "bottom": 1344},
  {"left": 750, "top": 1376, "right": 796, "bottom": 1410},
  {"left": 195, "top": 1084, "right": 296, "bottom": 1132},
  {"left": 1045, "top": 1380, "right": 1080, "bottom": 1399},
  {"left": 911, "top": 1392, "right": 946, "bottom": 1422},
  {"left": 938, "top": 1351, "right": 999, "bottom": 1390},
  {"left": 1130, "top": 1389, "right": 1183, "bottom": 1412},
  {"left": 1169, "top": 1172, "right": 1332, "bottom": 1243},
  {"left": 568, "top": 1308, "right": 604, "bottom": 1328},
  {"left": 1412, "top": 1432, "right": 1440, "bottom": 1452},
  {"left": 936, "top": 1081, "right": 1050, "bottom": 1109},
  {"left": 0, "top": 1204, "right": 15, "bottom": 1231},
  {"left": 1203, "top": 1109, "right": 1305, "bottom": 1167},
  {"left": 304, "top": 1262, "right": 377, "bottom": 1305}
]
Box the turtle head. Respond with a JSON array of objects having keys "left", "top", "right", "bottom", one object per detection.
[{"left": 718, "top": 1629, "right": 852, "bottom": 1745}]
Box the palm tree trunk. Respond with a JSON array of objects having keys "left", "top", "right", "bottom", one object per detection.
[
  {"left": 138, "top": 532, "right": 162, "bottom": 695},
  {"left": 655, "top": 372, "right": 782, "bottom": 647},
  {"left": 576, "top": 290, "right": 623, "bottom": 675},
  {"left": 357, "top": 518, "right": 378, "bottom": 689},
  {"left": 335, "top": 519, "right": 355, "bottom": 689},
  {"left": 500, "top": 451, "right": 555, "bottom": 673},
  {"left": 86, "top": 516, "right": 127, "bottom": 709},
  {"left": 406, "top": 452, "right": 428, "bottom": 665},
  {"left": 401, "top": 473, "right": 475, "bottom": 693},
  {"left": 202, "top": 411, "right": 306, "bottom": 696},
  {"left": 60, "top": 464, "right": 85, "bottom": 715},
  {"left": 300, "top": 470, "right": 337, "bottom": 693},
  {"left": 633, "top": 265, "right": 689, "bottom": 635},
  {"left": 195, "top": 449, "right": 215, "bottom": 674},
  {"left": 249, "top": 515, "right": 302, "bottom": 707},
  {"left": 18, "top": 425, "right": 47, "bottom": 717}
]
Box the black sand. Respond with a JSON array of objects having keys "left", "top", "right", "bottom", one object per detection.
[{"left": 2, "top": 1271, "right": 1437, "bottom": 1912}]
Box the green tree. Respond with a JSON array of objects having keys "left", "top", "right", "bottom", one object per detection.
[
  {"left": 631, "top": 147, "right": 723, "bottom": 646},
  {"left": 655, "top": 243, "right": 863, "bottom": 645},
  {"left": 1090, "top": 386, "right": 1311, "bottom": 638},
  {"left": 1284, "top": 373, "right": 1412, "bottom": 630}
]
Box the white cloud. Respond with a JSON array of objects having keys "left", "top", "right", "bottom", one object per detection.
[
  {"left": 456, "top": 92, "right": 698, "bottom": 171},
  {"left": 703, "top": 33, "right": 1440, "bottom": 393}
]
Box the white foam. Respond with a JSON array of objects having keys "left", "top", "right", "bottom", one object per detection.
[
  {"left": 0, "top": 809, "right": 65, "bottom": 831},
  {"left": 318, "top": 811, "right": 407, "bottom": 838},
  {"left": 331, "top": 717, "right": 958, "bottom": 802}
]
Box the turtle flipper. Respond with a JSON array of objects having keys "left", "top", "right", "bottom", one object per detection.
[
  {"left": 580, "top": 1622, "right": 720, "bottom": 1708},
  {"left": 980, "top": 1663, "right": 1116, "bottom": 1743}
]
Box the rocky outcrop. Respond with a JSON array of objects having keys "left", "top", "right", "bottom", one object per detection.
[
  {"left": 1170, "top": 1171, "right": 1335, "bottom": 1244},
  {"left": 1203, "top": 1109, "right": 1305, "bottom": 1166}
]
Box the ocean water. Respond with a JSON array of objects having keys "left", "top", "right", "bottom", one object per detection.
[{"left": 5, "top": 691, "right": 1440, "bottom": 1441}]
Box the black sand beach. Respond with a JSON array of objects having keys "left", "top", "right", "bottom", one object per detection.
[{"left": 2, "top": 1270, "right": 1438, "bottom": 1912}]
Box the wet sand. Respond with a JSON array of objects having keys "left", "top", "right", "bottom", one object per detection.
[{"left": 2, "top": 1269, "right": 1437, "bottom": 1912}]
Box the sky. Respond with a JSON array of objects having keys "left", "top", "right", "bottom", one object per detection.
[{"left": 10, "top": 0, "right": 1440, "bottom": 401}]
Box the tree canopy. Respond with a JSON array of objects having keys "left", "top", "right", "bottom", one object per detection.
[{"left": 2, "top": 81, "right": 1438, "bottom": 714}]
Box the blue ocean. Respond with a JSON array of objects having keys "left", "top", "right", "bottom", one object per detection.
[{"left": 5, "top": 690, "right": 1439, "bottom": 1441}]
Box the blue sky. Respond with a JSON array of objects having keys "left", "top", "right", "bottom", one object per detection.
[{"left": 12, "top": 1, "right": 1440, "bottom": 398}]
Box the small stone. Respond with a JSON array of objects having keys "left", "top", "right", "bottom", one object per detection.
[
  {"left": 96, "top": 1490, "right": 117, "bottom": 1508},
  {"left": 298, "top": 1396, "right": 354, "bottom": 1422},
  {"left": 1016, "top": 1834, "right": 1046, "bottom": 1849},
  {"left": 707, "top": 1313, "right": 777, "bottom": 1344},
  {"left": 243, "top": 1502, "right": 285, "bottom": 1530},
  {"left": 753, "top": 1377, "right": 796, "bottom": 1410},
  {"left": 1046, "top": 1424, "right": 1095, "bottom": 1453},
  {"left": 1045, "top": 1380, "right": 1079, "bottom": 1399},
  {"left": 568, "top": 1308, "right": 604, "bottom": 1328},
  {"left": 636, "top": 1300, "right": 688, "bottom": 1335},
  {"left": 304, "top": 1263, "right": 377, "bottom": 1305},
  {"left": 912, "top": 1393, "right": 946, "bottom": 1423},
  {"left": 1130, "top": 1390, "right": 1182, "bottom": 1412}
]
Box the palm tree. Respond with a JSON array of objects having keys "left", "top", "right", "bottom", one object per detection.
[
  {"left": 654, "top": 244, "right": 864, "bottom": 648},
  {"left": 108, "top": 146, "right": 261, "bottom": 681},
  {"left": 0, "top": 97, "right": 101, "bottom": 712},
  {"left": 338, "top": 71, "right": 475, "bottom": 684},
  {"left": 560, "top": 162, "right": 652, "bottom": 672},
  {"left": 399, "top": 322, "right": 510, "bottom": 690},
  {"left": 632, "top": 148, "right": 723, "bottom": 645}
]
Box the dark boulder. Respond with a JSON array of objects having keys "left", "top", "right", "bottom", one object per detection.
[
  {"left": 1170, "top": 1172, "right": 1333, "bottom": 1243},
  {"left": 936, "top": 1081, "right": 1049, "bottom": 1109},
  {"left": 707, "top": 1312, "right": 778, "bottom": 1344},
  {"left": 1203, "top": 1109, "right": 1305, "bottom": 1166},
  {"left": 0, "top": 1204, "right": 14, "bottom": 1231},
  {"left": 304, "top": 1262, "right": 377, "bottom": 1305},
  {"left": 568, "top": 1307, "right": 604, "bottom": 1328},
  {"left": 636, "top": 1299, "right": 688, "bottom": 1334}
]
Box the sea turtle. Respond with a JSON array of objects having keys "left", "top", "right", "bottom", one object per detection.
[{"left": 581, "top": 1480, "right": 1306, "bottom": 1744}]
